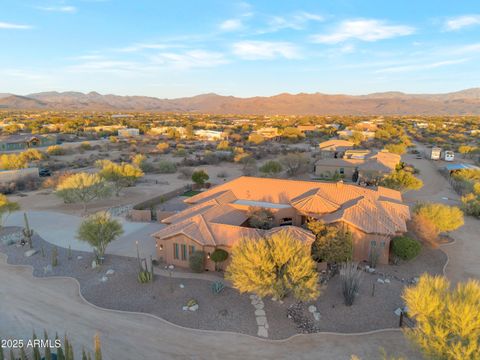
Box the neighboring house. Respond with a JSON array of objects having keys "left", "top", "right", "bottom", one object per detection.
[
  {"left": 0, "top": 134, "right": 57, "bottom": 151},
  {"left": 118, "top": 128, "right": 140, "bottom": 137},
  {"left": 318, "top": 139, "right": 355, "bottom": 158},
  {"left": 149, "top": 126, "right": 187, "bottom": 137},
  {"left": 254, "top": 127, "right": 279, "bottom": 139},
  {"left": 297, "top": 125, "right": 318, "bottom": 134},
  {"left": 84, "top": 125, "right": 126, "bottom": 133},
  {"left": 354, "top": 121, "right": 378, "bottom": 132},
  {"left": 152, "top": 176, "right": 410, "bottom": 270},
  {"left": 314, "top": 150, "right": 400, "bottom": 181},
  {"left": 194, "top": 129, "right": 225, "bottom": 141}
]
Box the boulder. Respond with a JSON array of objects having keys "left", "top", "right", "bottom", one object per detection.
[
  {"left": 377, "top": 278, "right": 385, "bottom": 284},
  {"left": 189, "top": 304, "right": 199, "bottom": 311},
  {"left": 106, "top": 269, "right": 115, "bottom": 275},
  {"left": 91, "top": 260, "right": 97, "bottom": 269},
  {"left": 100, "top": 276, "right": 108, "bottom": 282},
  {"left": 77, "top": 256, "right": 83, "bottom": 260},
  {"left": 24, "top": 249, "right": 38, "bottom": 257},
  {"left": 257, "top": 326, "right": 268, "bottom": 338},
  {"left": 313, "top": 312, "right": 321, "bottom": 321},
  {"left": 308, "top": 305, "right": 317, "bottom": 313}
]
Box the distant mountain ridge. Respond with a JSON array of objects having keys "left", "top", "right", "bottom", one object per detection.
[{"left": 0, "top": 88, "right": 480, "bottom": 115}]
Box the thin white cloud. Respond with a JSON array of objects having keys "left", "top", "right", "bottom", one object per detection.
[
  {"left": 376, "top": 58, "right": 469, "bottom": 73},
  {"left": 67, "top": 60, "right": 139, "bottom": 74},
  {"left": 259, "top": 11, "right": 324, "bottom": 33},
  {"left": 150, "top": 50, "right": 228, "bottom": 69},
  {"left": 233, "top": 41, "right": 300, "bottom": 60},
  {"left": 445, "top": 15, "right": 480, "bottom": 31},
  {"left": 36, "top": 5, "right": 77, "bottom": 13},
  {"left": 0, "top": 22, "right": 32, "bottom": 29},
  {"left": 220, "top": 18, "right": 243, "bottom": 31},
  {"left": 116, "top": 43, "right": 176, "bottom": 53},
  {"left": 312, "top": 19, "right": 414, "bottom": 44}
]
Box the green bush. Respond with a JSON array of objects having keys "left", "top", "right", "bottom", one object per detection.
[
  {"left": 210, "top": 248, "right": 229, "bottom": 270},
  {"left": 391, "top": 236, "right": 421, "bottom": 260},
  {"left": 189, "top": 250, "right": 205, "bottom": 273}
]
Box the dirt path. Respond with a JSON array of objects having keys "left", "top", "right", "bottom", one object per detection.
[
  {"left": 403, "top": 147, "right": 480, "bottom": 284},
  {"left": 0, "top": 254, "right": 420, "bottom": 360}
]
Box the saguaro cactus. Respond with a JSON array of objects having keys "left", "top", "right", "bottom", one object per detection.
[{"left": 22, "top": 212, "right": 34, "bottom": 249}]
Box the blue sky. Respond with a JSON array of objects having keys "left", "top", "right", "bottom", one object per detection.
[{"left": 1, "top": 0, "right": 480, "bottom": 97}]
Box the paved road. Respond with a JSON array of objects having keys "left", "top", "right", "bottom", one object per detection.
[
  {"left": 0, "top": 254, "right": 420, "bottom": 360},
  {"left": 5, "top": 211, "right": 163, "bottom": 259}
]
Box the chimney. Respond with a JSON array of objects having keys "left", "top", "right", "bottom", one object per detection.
[{"left": 336, "top": 180, "right": 344, "bottom": 189}]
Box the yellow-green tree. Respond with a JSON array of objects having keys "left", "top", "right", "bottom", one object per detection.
[
  {"left": 381, "top": 169, "right": 423, "bottom": 192},
  {"left": 56, "top": 172, "right": 111, "bottom": 212},
  {"left": 0, "top": 153, "right": 28, "bottom": 170},
  {"left": 226, "top": 232, "right": 320, "bottom": 301},
  {"left": 414, "top": 203, "right": 464, "bottom": 233},
  {"left": 96, "top": 160, "right": 144, "bottom": 196},
  {"left": 0, "top": 194, "right": 20, "bottom": 227},
  {"left": 403, "top": 274, "right": 480, "bottom": 360},
  {"left": 77, "top": 212, "right": 123, "bottom": 263}
]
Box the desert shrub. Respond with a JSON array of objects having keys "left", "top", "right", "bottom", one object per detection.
[
  {"left": 340, "top": 262, "right": 362, "bottom": 306},
  {"left": 217, "top": 171, "right": 228, "bottom": 178},
  {"left": 408, "top": 214, "right": 439, "bottom": 247},
  {"left": 248, "top": 207, "right": 274, "bottom": 229},
  {"left": 391, "top": 236, "right": 421, "bottom": 260},
  {"left": 46, "top": 145, "right": 66, "bottom": 156},
  {"left": 156, "top": 142, "right": 169, "bottom": 153},
  {"left": 259, "top": 160, "right": 282, "bottom": 176},
  {"left": 79, "top": 141, "right": 92, "bottom": 150},
  {"left": 189, "top": 251, "right": 205, "bottom": 273},
  {"left": 157, "top": 160, "right": 177, "bottom": 174}
]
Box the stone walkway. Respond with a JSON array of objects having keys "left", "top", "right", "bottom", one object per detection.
[{"left": 250, "top": 294, "right": 269, "bottom": 338}]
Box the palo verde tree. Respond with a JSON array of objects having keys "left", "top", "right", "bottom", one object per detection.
[
  {"left": 226, "top": 231, "right": 320, "bottom": 301},
  {"left": 380, "top": 169, "right": 423, "bottom": 192},
  {"left": 414, "top": 203, "right": 464, "bottom": 233},
  {"left": 403, "top": 274, "right": 480, "bottom": 360},
  {"left": 0, "top": 194, "right": 20, "bottom": 227},
  {"left": 77, "top": 211, "right": 124, "bottom": 263},
  {"left": 56, "top": 172, "right": 112, "bottom": 213},
  {"left": 96, "top": 160, "right": 144, "bottom": 196}
]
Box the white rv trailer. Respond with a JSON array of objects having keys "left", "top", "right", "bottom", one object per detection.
[
  {"left": 430, "top": 147, "right": 442, "bottom": 160},
  {"left": 443, "top": 150, "right": 454, "bottom": 162}
]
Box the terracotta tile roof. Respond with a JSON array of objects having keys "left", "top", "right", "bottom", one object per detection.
[
  {"left": 154, "top": 177, "right": 409, "bottom": 245},
  {"left": 185, "top": 177, "right": 399, "bottom": 205},
  {"left": 290, "top": 188, "right": 340, "bottom": 215},
  {"left": 318, "top": 139, "right": 355, "bottom": 150}
]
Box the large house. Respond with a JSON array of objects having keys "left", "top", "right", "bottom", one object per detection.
[
  {"left": 152, "top": 177, "right": 410, "bottom": 271},
  {"left": 314, "top": 150, "right": 400, "bottom": 181}
]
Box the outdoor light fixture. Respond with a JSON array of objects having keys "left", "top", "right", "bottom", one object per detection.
[{"left": 207, "top": 252, "right": 211, "bottom": 259}]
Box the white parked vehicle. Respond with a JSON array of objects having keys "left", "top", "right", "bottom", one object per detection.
[
  {"left": 443, "top": 150, "right": 455, "bottom": 162},
  {"left": 430, "top": 147, "right": 442, "bottom": 160}
]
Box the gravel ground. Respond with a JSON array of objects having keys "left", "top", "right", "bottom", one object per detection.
[{"left": 0, "top": 227, "right": 446, "bottom": 340}]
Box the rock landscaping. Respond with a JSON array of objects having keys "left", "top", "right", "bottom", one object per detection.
[{"left": 0, "top": 226, "right": 447, "bottom": 340}]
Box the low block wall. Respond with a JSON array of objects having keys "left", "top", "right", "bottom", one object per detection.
[
  {"left": 129, "top": 209, "right": 152, "bottom": 222},
  {"left": 0, "top": 168, "right": 39, "bottom": 184}
]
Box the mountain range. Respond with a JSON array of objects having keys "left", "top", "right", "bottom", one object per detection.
[{"left": 1, "top": 88, "right": 480, "bottom": 115}]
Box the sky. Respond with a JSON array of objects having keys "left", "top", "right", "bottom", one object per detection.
[{"left": 1, "top": 0, "right": 480, "bottom": 98}]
